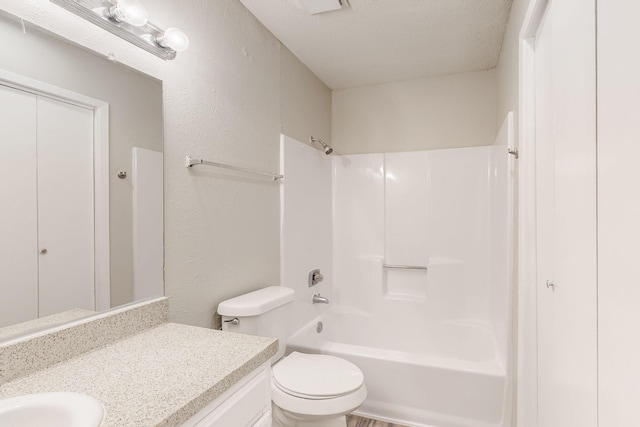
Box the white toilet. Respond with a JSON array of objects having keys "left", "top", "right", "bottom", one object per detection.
[{"left": 218, "top": 286, "right": 367, "bottom": 427}]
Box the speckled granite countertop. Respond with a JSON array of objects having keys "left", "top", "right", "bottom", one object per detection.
[
  {"left": 0, "top": 323, "right": 277, "bottom": 426},
  {"left": 0, "top": 308, "right": 95, "bottom": 341}
]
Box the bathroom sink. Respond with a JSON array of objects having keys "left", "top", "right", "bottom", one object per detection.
[{"left": 0, "top": 392, "right": 104, "bottom": 427}]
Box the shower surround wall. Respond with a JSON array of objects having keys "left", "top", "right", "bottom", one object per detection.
[
  {"left": 280, "top": 135, "right": 333, "bottom": 334},
  {"left": 332, "top": 146, "right": 511, "bottom": 427},
  {"left": 333, "top": 146, "right": 512, "bottom": 363},
  {"left": 281, "top": 135, "right": 512, "bottom": 427}
]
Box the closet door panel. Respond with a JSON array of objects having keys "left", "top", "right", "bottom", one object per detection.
[
  {"left": 37, "top": 96, "right": 95, "bottom": 316},
  {"left": 0, "top": 85, "right": 38, "bottom": 327},
  {"left": 535, "top": 0, "right": 598, "bottom": 425}
]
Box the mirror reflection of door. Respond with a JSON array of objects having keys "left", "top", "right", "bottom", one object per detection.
[{"left": 0, "top": 84, "right": 95, "bottom": 327}]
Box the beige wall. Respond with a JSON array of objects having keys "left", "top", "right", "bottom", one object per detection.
[
  {"left": 0, "top": 14, "right": 163, "bottom": 308},
  {"left": 331, "top": 69, "right": 497, "bottom": 154},
  {"left": 280, "top": 47, "right": 332, "bottom": 146},
  {"left": 495, "top": 0, "right": 531, "bottom": 141},
  {"left": 0, "top": 0, "right": 331, "bottom": 329}
]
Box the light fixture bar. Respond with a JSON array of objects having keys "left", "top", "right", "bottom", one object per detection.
[{"left": 50, "top": 0, "right": 178, "bottom": 60}]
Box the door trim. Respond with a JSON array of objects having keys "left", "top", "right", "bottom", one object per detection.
[
  {"left": 0, "top": 68, "right": 111, "bottom": 311},
  {"left": 518, "top": 0, "right": 550, "bottom": 425}
]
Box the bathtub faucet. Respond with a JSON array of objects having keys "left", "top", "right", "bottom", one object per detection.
[{"left": 312, "top": 294, "right": 329, "bottom": 304}]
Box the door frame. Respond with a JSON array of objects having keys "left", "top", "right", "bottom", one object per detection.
[
  {"left": 0, "top": 68, "right": 111, "bottom": 311},
  {"left": 518, "top": 0, "right": 550, "bottom": 425}
]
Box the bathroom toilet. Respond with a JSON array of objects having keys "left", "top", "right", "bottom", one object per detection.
[{"left": 218, "top": 286, "right": 367, "bottom": 427}]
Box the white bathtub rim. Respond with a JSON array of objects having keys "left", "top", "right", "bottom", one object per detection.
[
  {"left": 322, "top": 341, "right": 505, "bottom": 377},
  {"left": 289, "top": 309, "right": 502, "bottom": 342},
  {"left": 287, "top": 311, "right": 507, "bottom": 377},
  {"left": 294, "top": 308, "right": 506, "bottom": 339}
]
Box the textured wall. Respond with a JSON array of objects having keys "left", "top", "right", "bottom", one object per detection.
[
  {"left": 0, "top": 0, "right": 331, "bottom": 329},
  {"left": 280, "top": 47, "right": 332, "bottom": 146},
  {"left": 495, "top": 0, "right": 531, "bottom": 141},
  {"left": 332, "top": 69, "right": 497, "bottom": 154}
]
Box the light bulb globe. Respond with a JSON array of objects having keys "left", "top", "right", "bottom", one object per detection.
[
  {"left": 111, "top": 0, "right": 148, "bottom": 27},
  {"left": 157, "top": 27, "right": 189, "bottom": 52}
]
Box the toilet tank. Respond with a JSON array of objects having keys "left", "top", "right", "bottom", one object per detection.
[{"left": 217, "top": 286, "right": 295, "bottom": 362}]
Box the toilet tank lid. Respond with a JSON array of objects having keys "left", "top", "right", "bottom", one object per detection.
[{"left": 218, "top": 286, "right": 295, "bottom": 317}]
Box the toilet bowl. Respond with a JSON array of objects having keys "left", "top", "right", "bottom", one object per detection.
[
  {"left": 271, "top": 352, "right": 367, "bottom": 427},
  {"left": 217, "top": 286, "right": 367, "bottom": 427}
]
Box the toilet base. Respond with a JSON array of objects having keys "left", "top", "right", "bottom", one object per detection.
[{"left": 272, "top": 404, "right": 347, "bottom": 427}]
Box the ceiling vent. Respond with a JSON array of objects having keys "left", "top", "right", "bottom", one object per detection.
[{"left": 298, "top": 0, "right": 349, "bottom": 15}]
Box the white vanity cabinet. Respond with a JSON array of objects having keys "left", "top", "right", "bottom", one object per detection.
[{"left": 181, "top": 363, "right": 272, "bottom": 427}]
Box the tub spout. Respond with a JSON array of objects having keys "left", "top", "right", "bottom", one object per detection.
[{"left": 312, "top": 294, "right": 329, "bottom": 304}]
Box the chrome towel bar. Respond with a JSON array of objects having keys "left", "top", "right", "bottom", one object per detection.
[
  {"left": 186, "top": 156, "right": 284, "bottom": 181},
  {"left": 382, "top": 264, "right": 428, "bottom": 271}
]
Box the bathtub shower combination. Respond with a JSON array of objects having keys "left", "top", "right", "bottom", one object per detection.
[{"left": 280, "top": 125, "right": 514, "bottom": 427}]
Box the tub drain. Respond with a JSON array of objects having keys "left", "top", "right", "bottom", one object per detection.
[{"left": 316, "top": 321, "right": 323, "bottom": 333}]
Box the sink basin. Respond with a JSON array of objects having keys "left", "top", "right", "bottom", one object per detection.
[{"left": 0, "top": 392, "right": 104, "bottom": 427}]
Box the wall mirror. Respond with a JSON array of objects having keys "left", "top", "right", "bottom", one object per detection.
[{"left": 0, "top": 12, "right": 164, "bottom": 341}]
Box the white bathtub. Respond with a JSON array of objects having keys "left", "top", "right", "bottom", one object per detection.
[{"left": 286, "top": 311, "right": 508, "bottom": 427}]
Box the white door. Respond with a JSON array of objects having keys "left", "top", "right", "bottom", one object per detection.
[
  {"left": 534, "top": 11, "right": 557, "bottom": 424},
  {"left": 0, "top": 84, "right": 95, "bottom": 326},
  {"left": 37, "top": 96, "right": 95, "bottom": 317},
  {"left": 534, "top": 0, "right": 598, "bottom": 425},
  {"left": 0, "top": 85, "right": 38, "bottom": 327}
]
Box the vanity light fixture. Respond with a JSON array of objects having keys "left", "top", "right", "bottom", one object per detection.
[
  {"left": 49, "top": 0, "right": 189, "bottom": 60},
  {"left": 105, "top": 0, "right": 148, "bottom": 27}
]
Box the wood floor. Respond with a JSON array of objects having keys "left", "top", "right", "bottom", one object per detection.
[{"left": 346, "top": 414, "right": 410, "bottom": 427}]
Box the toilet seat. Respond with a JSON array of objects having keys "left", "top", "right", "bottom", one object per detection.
[
  {"left": 272, "top": 382, "right": 367, "bottom": 418},
  {"left": 273, "top": 352, "right": 365, "bottom": 400},
  {"left": 271, "top": 352, "right": 367, "bottom": 417}
]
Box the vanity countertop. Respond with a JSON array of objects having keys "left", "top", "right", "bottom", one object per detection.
[{"left": 0, "top": 323, "right": 277, "bottom": 426}]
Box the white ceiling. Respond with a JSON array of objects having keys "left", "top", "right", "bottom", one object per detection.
[{"left": 238, "top": 0, "right": 513, "bottom": 89}]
